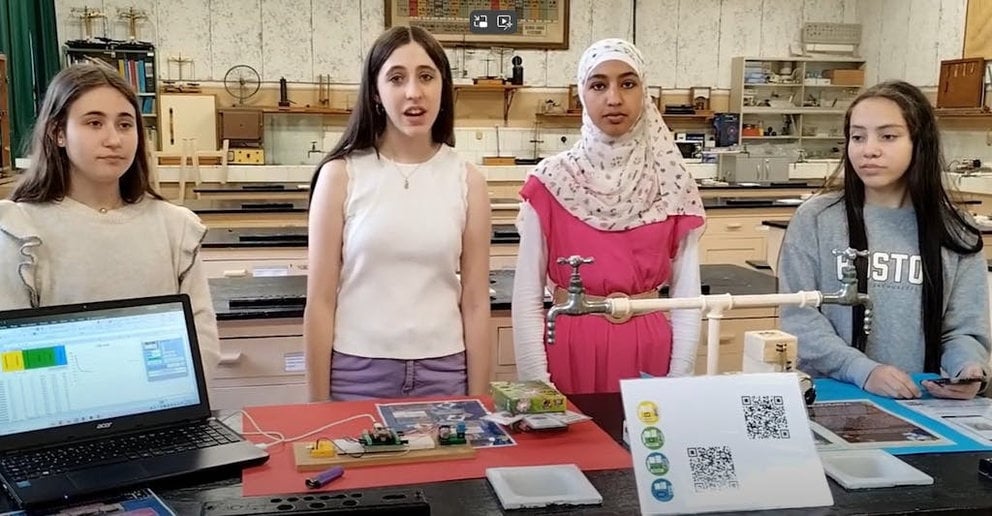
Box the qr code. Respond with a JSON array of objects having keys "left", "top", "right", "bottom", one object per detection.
[
  {"left": 687, "top": 446, "right": 739, "bottom": 492},
  {"left": 741, "top": 395, "right": 790, "bottom": 439}
]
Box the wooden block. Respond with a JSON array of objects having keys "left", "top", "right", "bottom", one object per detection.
[
  {"left": 473, "top": 78, "right": 505, "bottom": 86},
  {"left": 482, "top": 156, "right": 516, "bottom": 166},
  {"left": 292, "top": 441, "right": 476, "bottom": 471}
]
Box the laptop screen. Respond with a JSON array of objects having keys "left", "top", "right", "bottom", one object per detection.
[{"left": 0, "top": 299, "right": 203, "bottom": 438}]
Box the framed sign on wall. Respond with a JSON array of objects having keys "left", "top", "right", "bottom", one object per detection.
[{"left": 384, "top": 0, "right": 570, "bottom": 50}]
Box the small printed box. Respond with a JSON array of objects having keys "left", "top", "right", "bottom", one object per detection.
[
  {"left": 490, "top": 380, "right": 566, "bottom": 415},
  {"left": 824, "top": 69, "right": 864, "bottom": 86}
]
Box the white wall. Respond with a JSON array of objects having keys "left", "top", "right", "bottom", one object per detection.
[
  {"left": 55, "top": 0, "right": 864, "bottom": 88},
  {"left": 857, "top": 0, "right": 968, "bottom": 87}
]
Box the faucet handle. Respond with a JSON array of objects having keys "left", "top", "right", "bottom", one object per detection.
[
  {"left": 557, "top": 255, "right": 594, "bottom": 274},
  {"left": 832, "top": 247, "right": 868, "bottom": 261}
]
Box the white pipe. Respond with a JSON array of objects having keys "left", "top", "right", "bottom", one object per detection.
[{"left": 608, "top": 290, "right": 824, "bottom": 375}]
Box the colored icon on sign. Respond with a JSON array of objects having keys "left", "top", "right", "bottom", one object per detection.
[
  {"left": 641, "top": 426, "right": 665, "bottom": 449},
  {"left": 651, "top": 478, "right": 674, "bottom": 502},
  {"left": 637, "top": 401, "right": 659, "bottom": 424},
  {"left": 646, "top": 452, "right": 670, "bottom": 476}
]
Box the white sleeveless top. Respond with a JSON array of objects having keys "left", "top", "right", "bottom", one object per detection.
[{"left": 333, "top": 145, "right": 468, "bottom": 359}]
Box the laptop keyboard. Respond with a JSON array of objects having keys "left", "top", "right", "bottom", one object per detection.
[{"left": 0, "top": 420, "right": 241, "bottom": 482}]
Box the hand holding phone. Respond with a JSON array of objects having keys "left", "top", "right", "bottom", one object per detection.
[{"left": 927, "top": 377, "right": 984, "bottom": 386}]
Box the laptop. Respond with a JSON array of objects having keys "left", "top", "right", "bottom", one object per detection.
[{"left": 0, "top": 294, "right": 269, "bottom": 509}]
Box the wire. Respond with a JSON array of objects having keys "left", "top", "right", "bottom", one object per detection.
[{"left": 222, "top": 410, "right": 378, "bottom": 450}]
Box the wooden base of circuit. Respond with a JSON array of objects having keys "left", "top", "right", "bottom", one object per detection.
[{"left": 292, "top": 441, "right": 476, "bottom": 471}]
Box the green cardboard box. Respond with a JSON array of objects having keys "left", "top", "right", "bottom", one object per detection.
[{"left": 490, "top": 380, "right": 566, "bottom": 414}]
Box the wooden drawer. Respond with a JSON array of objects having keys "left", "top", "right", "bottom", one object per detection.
[
  {"left": 699, "top": 236, "right": 766, "bottom": 265},
  {"left": 703, "top": 214, "right": 769, "bottom": 237},
  {"left": 217, "top": 318, "right": 303, "bottom": 339},
  {"left": 209, "top": 383, "right": 306, "bottom": 410},
  {"left": 214, "top": 336, "right": 305, "bottom": 380},
  {"left": 201, "top": 259, "right": 309, "bottom": 278}
]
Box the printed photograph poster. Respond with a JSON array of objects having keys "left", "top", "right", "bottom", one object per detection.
[
  {"left": 809, "top": 399, "right": 951, "bottom": 448},
  {"left": 376, "top": 399, "right": 516, "bottom": 448}
]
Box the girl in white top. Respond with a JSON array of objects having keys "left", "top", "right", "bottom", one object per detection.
[
  {"left": 305, "top": 26, "right": 491, "bottom": 402},
  {"left": 0, "top": 64, "right": 219, "bottom": 381}
]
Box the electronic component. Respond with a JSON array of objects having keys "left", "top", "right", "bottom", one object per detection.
[
  {"left": 307, "top": 438, "right": 336, "bottom": 458},
  {"left": 358, "top": 423, "right": 408, "bottom": 452},
  {"left": 437, "top": 422, "right": 467, "bottom": 446}
]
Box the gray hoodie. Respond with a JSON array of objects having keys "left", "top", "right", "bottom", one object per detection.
[{"left": 778, "top": 193, "right": 990, "bottom": 388}]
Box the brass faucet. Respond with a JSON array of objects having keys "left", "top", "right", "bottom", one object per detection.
[{"left": 545, "top": 247, "right": 873, "bottom": 343}]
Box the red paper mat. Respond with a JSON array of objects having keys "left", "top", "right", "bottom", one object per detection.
[{"left": 240, "top": 396, "right": 632, "bottom": 496}]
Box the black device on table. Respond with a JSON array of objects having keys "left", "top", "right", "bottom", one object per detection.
[{"left": 0, "top": 295, "right": 269, "bottom": 509}]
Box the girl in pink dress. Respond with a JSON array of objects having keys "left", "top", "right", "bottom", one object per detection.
[{"left": 512, "top": 39, "right": 706, "bottom": 394}]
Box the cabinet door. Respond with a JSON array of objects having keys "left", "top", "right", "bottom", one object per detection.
[{"left": 160, "top": 94, "right": 217, "bottom": 153}]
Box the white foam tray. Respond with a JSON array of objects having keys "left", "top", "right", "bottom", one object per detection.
[
  {"left": 486, "top": 464, "right": 603, "bottom": 509},
  {"left": 820, "top": 449, "right": 934, "bottom": 489}
]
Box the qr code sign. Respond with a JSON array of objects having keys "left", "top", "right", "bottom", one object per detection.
[
  {"left": 687, "top": 446, "right": 739, "bottom": 492},
  {"left": 741, "top": 395, "right": 790, "bottom": 439}
]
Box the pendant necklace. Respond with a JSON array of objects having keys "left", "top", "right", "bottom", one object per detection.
[{"left": 393, "top": 160, "right": 426, "bottom": 190}]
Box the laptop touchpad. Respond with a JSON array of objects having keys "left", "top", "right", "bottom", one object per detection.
[{"left": 68, "top": 463, "right": 149, "bottom": 490}]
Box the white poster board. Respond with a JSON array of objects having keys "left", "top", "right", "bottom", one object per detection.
[{"left": 620, "top": 373, "right": 833, "bottom": 515}]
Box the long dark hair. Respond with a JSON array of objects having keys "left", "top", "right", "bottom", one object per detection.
[
  {"left": 823, "top": 80, "right": 983, "bottom": 371},
  {"left": 11, "top": 63, "right": 162, "bottom": 203},
  {"left": 309, "top": 26, "right": 455, "bottom": 197}
]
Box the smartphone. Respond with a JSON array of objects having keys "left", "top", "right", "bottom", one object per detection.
[{"left": 927, "top": 377, "right": 984, "bottom": 386}]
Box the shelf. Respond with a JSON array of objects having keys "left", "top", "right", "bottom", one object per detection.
[
  {"left": 741, "top": 136, "right": 800, "bottom": 140},
  {"left": 803, "top": 135, "right": 845, "bottom": 140},
  {"left": 534, "top": 111, "right": 713, "bottom": 125},
  {"left": 260, "top": 106, "right": 352, "bottom": 116},
  {"left": 141, "top": 113, "right": 157, "bottom": 117},
  {"left": 934, "top": 110, "right": 992, "bottom": 119},
  {"left": 744, "top": 83, "right": 802, "bottom": 88},
  {"left": 742, "top": 107, "right": 848, "bottom": 115},
  {"left": 802, "top": 84, "right": 863, "bottom": 88},
  {"left": 453, "top": 84, "right": 526, "bottom": 123}
]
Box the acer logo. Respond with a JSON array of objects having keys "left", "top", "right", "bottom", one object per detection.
[{"left": 96, "top": 422, "right": 113, "bottom": 429}]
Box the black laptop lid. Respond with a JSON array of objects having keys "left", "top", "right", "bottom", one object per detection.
[{"left": 0, "top": 294, "right": 210, "bottom": 451}]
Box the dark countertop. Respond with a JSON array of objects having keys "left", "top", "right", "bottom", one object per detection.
[
  {"left": 183, "top": 199, "right": 309, "bottom": 214},
  {"left": 12, "top": 393, "right": 989, "bottom": 515},
  {"left": 208, "top": 264, "right": 776, "bottom": 320},
  {"left": 698, "top": 180, "right": 822, "bottom": 190},
  {"left": 705, "top": 197, "right": 804, "bottom": 209},
  {"left": 203, "top": 224, "right": 521, "bottom": 248},
  {"left": 193, "top": 183, "right": 310, "bottom": 193},
  {"left": 203, "top": 227, "right": 309, "bottom": 248},
  {"left": 764, "top": 218, "right": 992, "bottom": 234}
]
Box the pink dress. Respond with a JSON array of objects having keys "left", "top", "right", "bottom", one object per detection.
[{"left": 521, "top": 177, "right": 704, "bottom": 394}]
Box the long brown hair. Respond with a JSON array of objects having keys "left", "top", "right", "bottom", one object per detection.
[
  {"left": 823, "top": 80, "right": 982, "bottom": 372},
  {"left": 11, "top": 62, "right": 163, "bottom": 203},
  {"left": 309, "top": 26, "right": 455, "bottom": 198}
]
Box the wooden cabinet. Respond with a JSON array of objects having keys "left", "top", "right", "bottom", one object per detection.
[
  {"left": 160, "top": 94, "right": 217, "bottom": 153},
  {"left": 491, "top": 310, "right": 518, "bottom": 381},
  {"left": 698, "top": 207, "right": 796, "bottom": 266},
  {"left": 694, "top": 308, "right": 778, "bottom": 375},
  {"left": 209, "top": 318, "right": 306, "bottom": 410},
  {"left": 964, "top": 0, "right": 992, "bottom": 60},
  {"left": 200, "top": 248, "right": 308, "bottom": 279}
]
